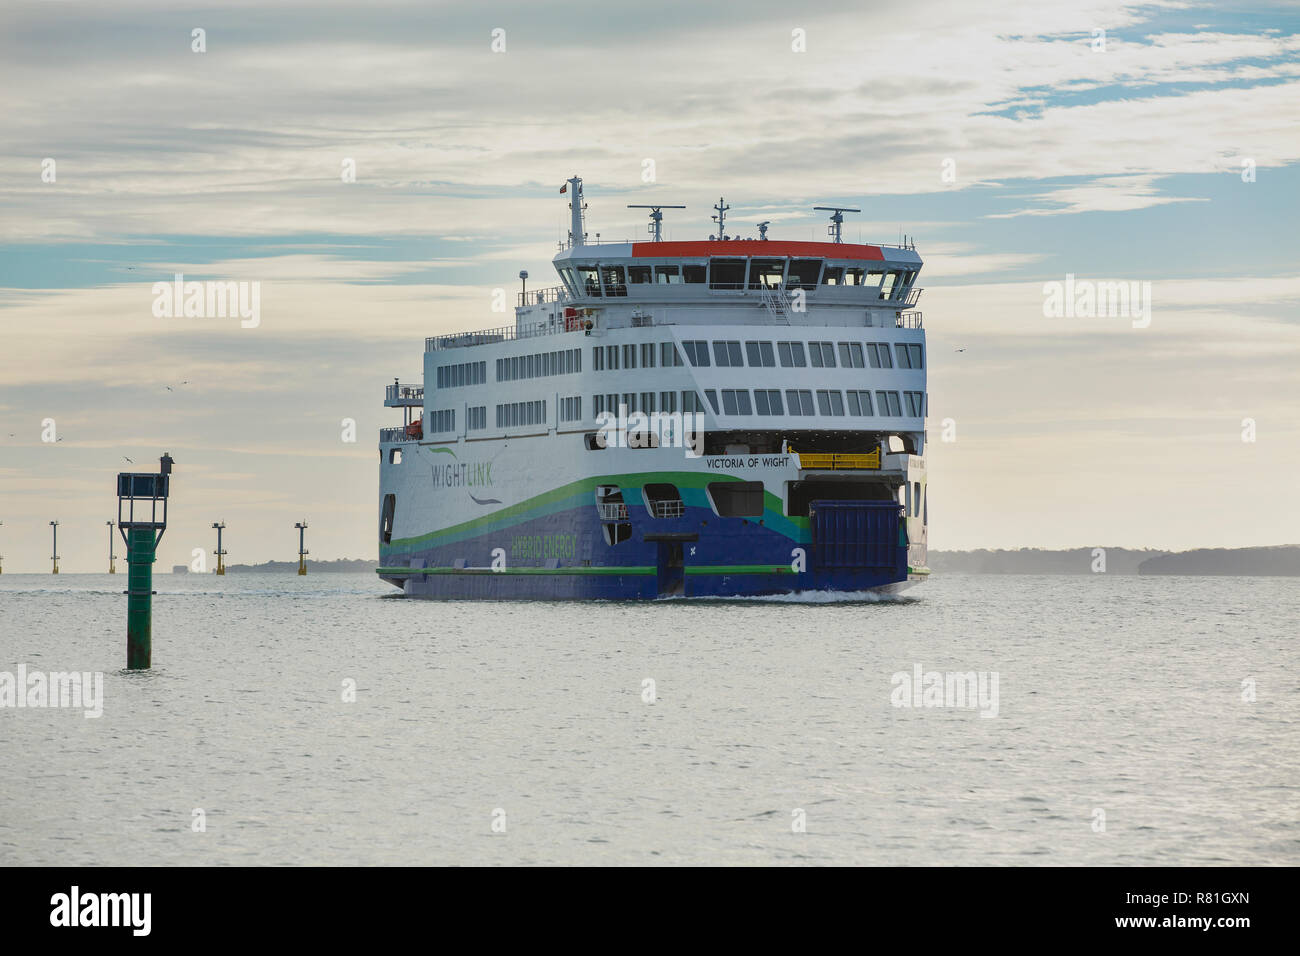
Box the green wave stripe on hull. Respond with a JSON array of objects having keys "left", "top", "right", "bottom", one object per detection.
[
  {"left": 375, "top": 564, "right": 793, "bottom": 576},
  {"left": 382, "top": 470, "right": 809, "bottom": 560},
  {"left": 377, "top": 565, "right": 654, "bottom": 576}
]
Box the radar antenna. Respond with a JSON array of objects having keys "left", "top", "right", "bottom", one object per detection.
[
  {"left": 813, "top": 205, "right": 861, "bottom": 244},
  {"left": 627, "top": 204, "right": 686, "bottom": 242},
  {"left": 710, "top": 197, "right": 730, "bottom": 240},
  {"left": 756, "top": 221, "right": 771, "bottom": 240}
]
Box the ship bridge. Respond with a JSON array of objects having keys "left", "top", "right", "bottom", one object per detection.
[{"left": 511, "top": 178, "right": 923, "bottom": 336}]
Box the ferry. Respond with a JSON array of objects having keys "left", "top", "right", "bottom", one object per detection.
[{"left": 377, "top": 177, "right": 929, "bottom": 599}]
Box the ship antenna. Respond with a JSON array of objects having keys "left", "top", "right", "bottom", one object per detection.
[
  {"left": 813, "top": 205, "right": 861, "bottom": 244},
  {"left": 627, "top": 204, "right": 685, "bottom": 242},
  {"left": 757, "top": 221, "right": 770, "bottom": 240},
  {"left": 711, "top": 197, "right": 730, "bottom": 240}
]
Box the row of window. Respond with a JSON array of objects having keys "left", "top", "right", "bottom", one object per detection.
[
  {"left": 439, "top": 339, "right": 919, "bottom": 392},
  {"left": 589, "top": 388, "right": 924, "bottom": 418},
  {"left": 435, "top": 360, "right": 486, "bottom": 389},
  {"left": 592, "top": 342, "right": 662, "bottom": 371},
  {"left": 495, "top": 400, "right": 547, "bottom": 429},
  {"left": 466, "top": 406, "right": 487, "bottom": 431},
  {"left": 680, "top": 339, "right": 922, "bottom": 370},
  {"left": 559, "top": 396, "right": 583, "bottom": 422},
  {"left": 496, "top": 348, "right": 581, "bottom": 382},
  {"left": 429, "top": 409, "right": 456, "bottom": 433},
  {"left": 559, "top": 261, "right": 919, "bottom": 299}
]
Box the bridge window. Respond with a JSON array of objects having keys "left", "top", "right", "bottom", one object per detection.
[
  {"left": 600, "top": 265, "right": 626, "bottom": 296},
  {"left": 846, "top": 390, "right": 873, "bottom": 415},
  {"left": 721, "top": 389, "right": 753, "bottom": 415},
  {"left": 682, "top": 265, "right": 706, "bottom": 283},
  {"left": 577, "top": 265, "right": 600, "bottom": 296},
  {"left": 748, "top": 258, "right": 785, "bottom": 289},
  {"left": 778, "top": 341, "right": 806, "bottom": 367},
  {"left": 709, "top": 481, "right": 764, "bottom": 517},
  {"left": 809, "top": 342, "right": 836, "bottom": 368},
  {"left": 822, "top": 265, "right": 844, "bottom": 285},
  {"left": 843, "top": 267, "right": 866, "bottom": 286},
  {"left": 787, "top": 258, "right": 823, "bottom": 289},
  {"left": 754, "top": 389, "right": 783, "bottom": 415},
  {"left": 876, "top": 391, "right": 902, "bottom": 416},
  {"left": 628, "top": 266, "right": 652, "bottom": 284},
  {"left": 712, "top": 340, "right": 743, "bottom": 366},
  {"left": 786, "top": 389, "right": 815, "bottom": 415},
  {"left": 746, "top": 341, "right": 776, "bottom": 367},
  {"left": 866, "top": 343, "right": 893, "bottom": 368},
  {"left": 865, "top": 270, "right": 885, "bottom": 288},
  {"left": 708, "top": 258, "right": 745, "bottom": 289},
  {"left": 682, "top": 341, "right": 710, "bottom": 366},
  {"left": 655, "top": 265, "right": 681, "bottom": 284},
  {"left": 661, "top": 342, "right": 683, "bottom": 366},
  {"left": 880, "top": 272, "right": 897, "bottom": 298}
]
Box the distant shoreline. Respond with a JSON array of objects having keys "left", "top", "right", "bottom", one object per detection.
[
  {"left": 8, "top": 548, "right": 1295, "bottom": 576},
  {"left": 929, "top": 546, "right": 1300, "bottom": 576}
]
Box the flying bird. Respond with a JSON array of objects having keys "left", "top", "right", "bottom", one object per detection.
[
  {"left": 123, "top": 456, "right": 133, "bottom": 464},
  {"left": 954, "top": 348, "right": 966, "bottom": 353}
]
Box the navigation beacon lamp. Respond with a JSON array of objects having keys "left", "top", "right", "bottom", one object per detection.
[
  {"left": 212, "top": 521, "right": 226, "bottom": 575},
  {"left": 294, "top": 521, "right": 308, "bottom": 575},
  {"left": 116, "top": 453, "right": 175, "bottom": 670},
  {"left": 50, "top": 520, "right": 59, "bottom": 574}
]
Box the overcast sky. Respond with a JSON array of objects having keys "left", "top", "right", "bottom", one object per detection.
[{"left": 1, "top": 0, "right": 1298, "bottom": 571}]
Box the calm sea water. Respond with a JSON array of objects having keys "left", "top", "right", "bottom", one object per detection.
[{"left": 1, "top": 572, "right": 1296, "bottom": 866}]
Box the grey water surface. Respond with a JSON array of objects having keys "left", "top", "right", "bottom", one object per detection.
[{"left": 1, "top": 572, "right": 1295, "bottom": 865}]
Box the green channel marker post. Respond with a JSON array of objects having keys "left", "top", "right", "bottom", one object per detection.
[{"left": 116, "top": 453, "right": 175, "bottom": 670}]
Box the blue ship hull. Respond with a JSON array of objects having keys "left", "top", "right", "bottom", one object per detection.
[{"left": 379, "top": 497, "right": 918, "bottom": 600}]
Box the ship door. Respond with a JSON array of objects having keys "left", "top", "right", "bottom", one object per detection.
[{"left": 657, "top": 541, "right": 685, "bottom": 596}]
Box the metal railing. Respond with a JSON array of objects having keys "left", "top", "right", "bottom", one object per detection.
[
  {"left": 385, "top": 383, "right": 424, "bottom": 404},
  {"left": 796, "top": 449, "right": 882, "bottom": 470},
  {"left": 649, "top": 499, "right": 685, "bottom": 518},
  {"left": 597, "top": 502, "right": 629, "bottom": 521},
  {"left": 379, "top": 427, "right": 416, "bottom": 443},
  {"left": 517, "top": 286, "right": 570, "bottom": 307},
  {"left": 427, "top": 319, "right": 579, "bottom": 352},
  {"left": 897, "top": 311, "right": 923, "bottom": 329}
]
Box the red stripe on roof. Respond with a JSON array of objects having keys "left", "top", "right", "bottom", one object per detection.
[{"left": 629, "top": 240, "right": 884, "bottom": 260}]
